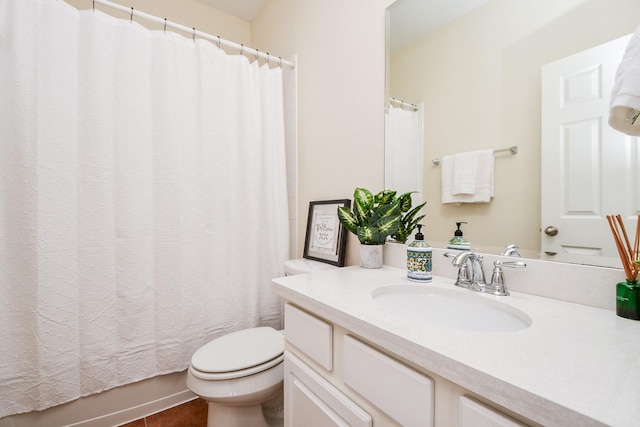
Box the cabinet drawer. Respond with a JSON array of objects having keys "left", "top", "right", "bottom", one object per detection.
[
  {"left": 284, "top": 303, "right": 333, "bottom": 370},
  {"left": 460, "top": 396, "right": 526, "bottom": 427},
  {"left": 343, "top": 335, "right": 434, "bottom": 427},
  {"left": 284, "top": 351, "right": 372, "bottom": 427}
]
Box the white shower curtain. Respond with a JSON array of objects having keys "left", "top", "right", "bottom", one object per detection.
[
  {"left": 385, "top": 104, "right": 424, "bottom": 200},
  {"left": 0, "top": 0, "right": 289, "bottom": 417}
]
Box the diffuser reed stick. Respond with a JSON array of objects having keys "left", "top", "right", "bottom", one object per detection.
[{"left": 606, "top": 214, "right": 640, "bottom": 281}]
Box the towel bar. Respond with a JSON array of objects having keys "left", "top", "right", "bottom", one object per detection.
[{"left": 432, "top": 146, "right": 518, "bottom": 166}]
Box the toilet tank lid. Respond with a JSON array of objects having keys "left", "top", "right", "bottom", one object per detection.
[
  {"left": 191, "top": 327, "right": 283, "bottom": 373},
  {"left": 284, "top": 258, "right": 337, "bottom": 275}
]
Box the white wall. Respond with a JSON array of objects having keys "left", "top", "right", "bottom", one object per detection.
[
  {"left": 390, "top": 0, "right": 640, "bottom": 253},
  {"left": 252, "top": 0, "right": 394, "bottom": 266}
]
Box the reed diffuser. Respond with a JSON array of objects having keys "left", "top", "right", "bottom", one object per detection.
[{"left": 606, "top": 214, "right": 640, "bottom": 320}]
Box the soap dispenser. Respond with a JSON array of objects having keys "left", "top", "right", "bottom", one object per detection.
[
  {"left": 447, "top": 222, "right": 470, "bottom": 250},
  {"left": 407, "top": 224, "right": 432, "bottom": 282}
]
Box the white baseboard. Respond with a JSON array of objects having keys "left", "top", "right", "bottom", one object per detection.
[
  {"left": 68, "top": 389, "right": 197, "bottom": 427},
  {"left": 0, "top": 371, "right": 196, "bottom": 427}
]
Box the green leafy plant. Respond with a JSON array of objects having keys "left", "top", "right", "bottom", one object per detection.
[
  {"left": 337, "top": 188, "right": 424, "bottom": 245},
  {"left": 392, "top": 192, "right": 426, "bottom": 244}
]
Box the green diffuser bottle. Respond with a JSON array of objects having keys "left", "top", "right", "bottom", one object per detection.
[{"left": 617, "top": 279, "right": 640, "bottom": 320}]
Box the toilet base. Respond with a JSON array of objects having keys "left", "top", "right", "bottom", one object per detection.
[{"left": 207, "top": 401, "right": 270, "bottom": 427}]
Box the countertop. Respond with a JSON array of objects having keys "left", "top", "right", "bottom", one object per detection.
[{"left": 272, "top": 265, "right": 640, "bottom": 427}]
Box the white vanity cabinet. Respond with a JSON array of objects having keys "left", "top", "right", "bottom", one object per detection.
[
  {"left": 284, "top": 303, "right": 435, "bottom": 427},
  {"left": 283, "top": 303, "right": 371, "bottom": 426},
  {"left": 283, "top": 303, "right": 372, "bottom": 426},
  {"left": 283, "top": 302, "right": 535, "bottom": 427},
  {"left": 459, "top": 396, "right": 526, "bottom": 427},
  {"left": 273, "top": 263, "right": 640, "bottom": 426},
  {"left": 342, "top": 335, "right": 434, "bottom": 426},
  {"left": 284, "top": 351, "right": 372, "bottom": 427}
]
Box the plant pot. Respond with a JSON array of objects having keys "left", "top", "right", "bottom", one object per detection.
[
  {"left": 617, "top": 279, "right": 640, "bottom": 320},
  {"left": 360, "top": 244, "right": 384, "bottom": 269}
]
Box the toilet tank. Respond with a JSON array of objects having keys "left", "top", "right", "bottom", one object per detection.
[{"left": 284, "top": 258, "right": 337, "bottom": 276}]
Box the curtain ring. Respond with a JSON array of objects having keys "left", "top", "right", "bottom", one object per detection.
[
  {"left": 240, "top": 44, "right": 244, "bottom": 56},
  {"left": 255, "top": 48, "right": 259, "bottom": 62},
  {"left": 279, "top": 56, "right": 282, "bottom": 68},
  {"left": 163, "top": 18, "right": 167, "bottom": 33},
  {"left": 217, "top": 36, "right": 221, "bottom": 50},
  {"left": 130, "top": 7, "right": 133, "bottom": 23},
  {"left": 266, "top": 52, "right": 270, "bottom": 66},
  {"left": 192, "top": 28, "right": 196, "bottom": 42},
  {"left": 92, "top": 0, "right": 95, "bottom": 11}
]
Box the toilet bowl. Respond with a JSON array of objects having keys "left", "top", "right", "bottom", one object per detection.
[
  {"left": 187, "top": 258, "right": 336, "bottom": 427},
  {"left": 186, "top": 327, "right": 284, "bottom": 427}
]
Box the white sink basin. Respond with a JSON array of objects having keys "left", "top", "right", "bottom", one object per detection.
[{"left": 372, "top": 284, "right": 532, "bottom": 332}]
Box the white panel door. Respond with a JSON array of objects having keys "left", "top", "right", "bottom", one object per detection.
[{"left": 541, "top": 34, "right": 639, "bottom": 266}]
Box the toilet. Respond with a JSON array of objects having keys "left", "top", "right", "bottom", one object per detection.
[
  {"left": 283, "top": 258, "right": 338, "bottom": 276},
  {"left": 186, "top": 258, "right": 336, "bottom": 427}
]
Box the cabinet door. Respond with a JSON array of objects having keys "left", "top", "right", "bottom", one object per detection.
[
  {"left": 285, "top": 303, "right": 333, "bottom": 370},
  {"left": 343, "top": 335, "right": 434, "bottom": 427},
  {"left": 460, "top": 396, "right": 526, "bottom": 427},
  {"left": 284, "top": 351, "right": 372, "bottom": 427}
]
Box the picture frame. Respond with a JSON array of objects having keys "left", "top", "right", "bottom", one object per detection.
[{"left": 303, "top": 199, "right": 351, "bottom": 267}]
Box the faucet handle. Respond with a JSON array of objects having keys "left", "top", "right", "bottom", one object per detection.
[
  {"left": 488, "top": 260, "right": 526, "bottom": 296},
  {"left": 502, "top": 244, "right": 521, "bottom": 257},
  {"left": 501, "top": 260, "right": 526, "bottom": 269}
]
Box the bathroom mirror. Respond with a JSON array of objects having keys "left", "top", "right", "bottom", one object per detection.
[{"left": 385, "top": 0, "right": 640, "bottom": 268}]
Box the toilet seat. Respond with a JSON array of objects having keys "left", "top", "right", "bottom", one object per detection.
[
  {"left": 189, "top": 353, "right": 284, "bottom": 381},
  {"left": 190, "top": 327, "right": 284, "bottom": 381}
]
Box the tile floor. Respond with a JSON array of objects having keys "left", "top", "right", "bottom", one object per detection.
[
  {"left": 118, "top": 394, "right": 284, "bottom": 427},
  {"left": 119, "top": 398, "right": 207, "bottom": 427}
]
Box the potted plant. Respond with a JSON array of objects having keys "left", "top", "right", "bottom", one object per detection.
[
  {"left": 337, "top": 188, "right": 424, "bottom": 268},
  {"left": 391, "top": 193, "right": 426, "bottom": 244}
]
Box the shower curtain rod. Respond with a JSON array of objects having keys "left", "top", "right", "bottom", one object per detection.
[
  {"left": 389, "top": 97, "right": 418, "bottom": 111},
  {"left": 91, "top": 0, "right": 295, "bottom": 68}
]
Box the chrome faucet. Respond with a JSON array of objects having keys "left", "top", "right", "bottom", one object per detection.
[
  {"left": 451, "top": 251, "right": 487, "bottom": 291},
  {"left": 445, "top": 252, "right": 527, "bottom": 296}
]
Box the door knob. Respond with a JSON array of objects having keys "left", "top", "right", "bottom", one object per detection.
[{"left": 544, "top": 226, "right": 558, "bottom": 236}]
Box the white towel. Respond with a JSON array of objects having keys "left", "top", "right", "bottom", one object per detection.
[
  {"left": 441, "top": 149, "right": 494, "bottom": 204},
  {"left": 609, "top": 25, "right": 640, "bottom": 136},
  {"left": 452, "top": 151, "right": 479, "bottom": 195}
]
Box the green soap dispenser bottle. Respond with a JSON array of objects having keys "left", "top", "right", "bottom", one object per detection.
[
  {"left": 447, "top": 222, "right": 470, "bottom": 250},
  {"left": 407, "top": 224, "right": 432, "bottom": 282}
]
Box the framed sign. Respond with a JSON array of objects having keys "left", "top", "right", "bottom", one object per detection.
[{"left": 303, "top": 199, "right": 350, "bottom": 267}]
